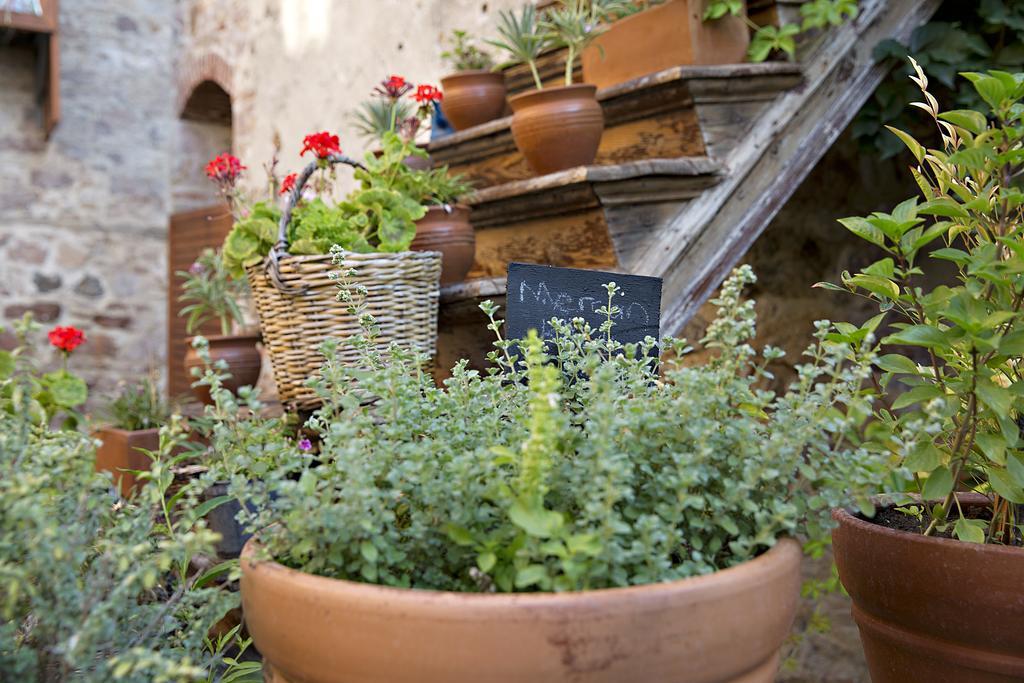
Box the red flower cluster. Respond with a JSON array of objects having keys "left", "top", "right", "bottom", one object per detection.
[
  {"left": 414, "top": 84, "right": 443, "bottom": 104},
  {"left": 300, "top": 131, "right": 341, "bottom": 159},
  {"left": 280, "top": 172, "right": 297, "bottom": 195},
  {"left": 378, "top": 74, "right": 412, "bottom": 99},
  {"left": 204, "top": 153, "right": 245, "bottom": 184},
  {"left": 48, "top": 325, "right": 85, "bottom": 353}
]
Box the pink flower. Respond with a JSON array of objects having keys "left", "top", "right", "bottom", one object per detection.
[{"left": 298, "top": 438, "right": 313, "bottom": 452}]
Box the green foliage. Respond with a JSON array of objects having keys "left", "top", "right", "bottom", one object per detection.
[
  {"left": 348, "top": 97, "right": 414, "bottom": 144},
  {"left": 856, "top": 1, "right": 1024, "bottom": 157},
  {"left": 542, "top": 0, "right": 610, "bottom": 86},
  {"left": 704, "top": 0, "right": 857, "bottom": 62},
  {"left": 0, "top": 396, "right": 239, "bottom": 681},
  {"left": 0, "top": 315, "right": 87, "bottom": 429},
  {"left": 441, "top": 29, "right": 495, "bottom": 72},
  {"left": 219, "top": 263, "right": 886, "bottom": 592},
  {"left": 825, "top": 64, "right": 1024, "bottom": 544},
  {"left": 104, "top": 373, "right": 171, "bottom": 432},
  {"left": 222, "top": 133, "right": 471, "bottom": 268},
  {"left": 487, "top": 5, "right": 550, "bottom": 90},
  {"left": 177, "top": 248, "right": 248, "bottom": 336}
]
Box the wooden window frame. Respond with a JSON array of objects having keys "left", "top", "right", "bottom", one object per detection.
[{"left": 3, "top": 0, "right": 60, "bottom": 137}]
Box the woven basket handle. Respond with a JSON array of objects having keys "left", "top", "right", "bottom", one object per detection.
[{"left": 265, "top": 153, "right": 367, "bottom": 294}]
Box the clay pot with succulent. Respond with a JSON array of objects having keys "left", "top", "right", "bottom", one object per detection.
[
  {"left": 489, "top": 2, "right": 608, "bottom": 174},
  {"left": 178, "top": 245, "right": 261, "bottom": 406},
  {"left": 94, "top": 373, "right": 172, "bottom": 497},
  {"left": 822, "top": 64, "right": 1024, "bottom": 682},
  {"left": 439, "top": 29, "right": 507, "bottom": 131},
  {"left": 205, "top": 266, "right": 889, "bottom": 682}
]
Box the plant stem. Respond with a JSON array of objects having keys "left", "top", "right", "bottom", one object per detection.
[
  {"left": 529, "top": 59, "right": 543, "bottom": 91},
  {"left": 564, "top": 46, "right": 575, "bottom": 86}
]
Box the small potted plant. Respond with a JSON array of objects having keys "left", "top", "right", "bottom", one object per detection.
[
  {"left": 439, "top": 29, "right": 507, "bottom": 131},
  {"left": 824, "top": 63, "right": 1024, "bottom": 681},
  {"left": 94, "top": 374, "right": 171, "bottom": 497},
  {"left": 489, "top": 2, "right": 607, "bottom": 174},
  {"left": 178, "top": 247, "right": 261, "bottom": 406},
  {"left": 213, "top": 266, "right": 887, "bottom": 681},
  {"left": 581, "top": 0, "right": 750, "bottom": 89},
  {"left": 409, "top": 166, "right": 476, "bottom": 285}
]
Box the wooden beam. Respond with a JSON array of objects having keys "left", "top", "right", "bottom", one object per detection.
[
  {"left": 1, "top": 0, "right": 57, "bottom": 33},
  {"left": 629, "top": 0, "right": 942, "bottom": 335}
]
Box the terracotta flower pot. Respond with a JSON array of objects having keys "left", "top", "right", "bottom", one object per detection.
[
  {"left": 410, "top": 205, "right": 475, "bottom": 285},
  {"left": 509, "top": 84, "right": 604, "bottom": 175},
  {"left": 94, "top": 426, "right": 159, "bottom": 497},
  {"left": 182, "top": 333, "right": 262, "bottom": 405},
  {"left": 582, "top": 0, "right": 750, "bottom": 90},
  {"left": 440, "top": 70, "right": 508, "bottom": 131},
  {"left": 241, "top": 538, "right": 801, "bottom": 683},
  {"left": 832, "top": 497, "right": 1024, "bottom": 683}
]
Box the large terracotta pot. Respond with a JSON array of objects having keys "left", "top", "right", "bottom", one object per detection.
[
  {"left": 94, "top": 426, "right": 159, "bottom": 497},
  {"left": 582, "top": 0, "right": 750, "bottom": 90},
  {"left": 410, "top": 205, "right": 475, "bottom": 285},
  {"left": 182, "top": 333, "right": 262, "bottom": 405},
  {"left": 509, "top": 84, "right": 604, "bottom": 175},
  {"left": 241, "top": 538, "right": 801, "bottom": 683},
  {"left": 832, "top": 498, "right": 1024, "bottom": 683},
  {"left": 440, "top": 70, "right": 508, "bottom": 131}
]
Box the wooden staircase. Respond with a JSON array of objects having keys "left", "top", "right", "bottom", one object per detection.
[{"left": 433, "top": 0, "right": 940, "bottom": 377}]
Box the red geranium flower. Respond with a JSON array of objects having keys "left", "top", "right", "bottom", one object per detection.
[
  {"left": 280, "top": 172, "right": 297, "bottom": 195},
  {"left": 376, "top": 74, "right": 413, "bottom": 100},
  {"left": 414, "top": 84, "right": 443, "bottom": 104},
  {"left": 204, "top": 153, "right": 245, "bottom": 184},
  {"left": 48, "top": 326, "right": 86, "bottom": 354},
  {"left": 300, "top": 131, "right": 341, "bottom": 159}
]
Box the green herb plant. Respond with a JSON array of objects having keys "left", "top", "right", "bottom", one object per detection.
[
  {"left": 103, "top": 372, "right": 172, "bottom": 432},
  {"left": 442, "top": 29, "right": 495, "bottom": 72},
  {"left": 177, "top": 248, "right": 248, "bottom": 336},
  {"left": 0, "top": 385, "right": 243, "bottom": 681},
  {"left": 220, "top": 260, "right": 887, "bottom": 592},
  {"left": 488, "top": 5, "right": 550, "bottom": 90},
  {"left": 349, "top": 98, "right": 414, "bottom": 145},
  {"left": 822, "top": 63, "right": 1024, "bottom": 544},
  {"left": 704, "top": 0, "right": 858, "bottom": 62}
]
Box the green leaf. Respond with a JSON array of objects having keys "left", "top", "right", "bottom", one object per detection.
[
  {"left": 917, "top": 198, "right": 969, "bottom": 218},
  {"left": 874, "top": 354, "right": 920, "bottom": 375},
  {"left": 514, "top": 564, "right": 549, "bottom": 589},
  {"left": 975, "top": 433, "right": 1007, "bottom": 465},
  {"left": 976, "top": 378, "right": 1011, "bottom": 417},
  {"left": 509, "top": 500, "right": 564, "bottom": 538},
  {"left": 904, "top": 442, "right": 942, "bottom": 472},
  {"left": 953, "top": 517, "right": 986, "bottom": 544},
  {"left": 476, "top": 551, "right": 496, "bottom": 572},
  {"left": 961, "top": 71, "right": 1008, "bottom": 110},
  {"left": 192, "top": 495, "right": 234, "bottom": 521},
  {"left": 444, "top": 523, "right": 475, "bottom": 546},
  {"left": 989, "top": 467, "right": 1024, "bottom": 503},
  {"left": 921, "top": 466, "right": 954, "bottom": 501},
  {"left": 193, "top": 560, "right": 237, "bottom": 589},
  {"left": 884, "top": 126, "right": 924, "bottom": 162},
  {"left": 937, "top": 109, "right": 988, "bottom": 135},
  {"left": 1007, "top": 454, "right": 1024, "bottom": 488},
  {"left": 892, "top": 384, "right": 943, "bottom": 409},
  {"left": 883, "top": 325, "right": 948, "bottom": 349},
  {"left": 360, "top": 540, "right": 379, "bottom": 563},
  {"left": 41, "top": 370, "right": 87, "bottom": 409},
  {"left": 838, "top": 216, "right": 886, "bottom": 247},
  {"left": 0, "top": 350, "right": 12, "bottom": 379}
]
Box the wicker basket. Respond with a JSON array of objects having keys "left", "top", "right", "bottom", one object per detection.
[{"left": 245, "top": 154, "right": 442, "bottom": 412}]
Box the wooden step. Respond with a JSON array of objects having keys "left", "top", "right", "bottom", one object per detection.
[
  {"left": 465, "top": 157, "right": 721, "bottom": 279},
  {"left": 431, "top": 63, "right": 802, "bottom": 190}
]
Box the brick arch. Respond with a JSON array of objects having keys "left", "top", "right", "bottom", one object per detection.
[{"left": 176, "top": 52, "right": 233, "bottom": 119}]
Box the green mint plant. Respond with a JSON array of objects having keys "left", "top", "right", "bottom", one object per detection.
[
  {"left": 224, "top": 265, "right": 886, "bottom": 592},
  {"left": 822, "top": 62, "right": 1024, "bottom": 544},
  {"left": 442, "top": 29, "right": 495, "bottom": 72},
  {"left": 177, "top": 248, "right": 248, "bottom": 336},
  {"left": 704, "top": 0, "right": 858, "bottom": 62}
]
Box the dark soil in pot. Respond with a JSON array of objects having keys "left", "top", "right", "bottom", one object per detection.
[{"left": 862, "top": 501, "right": 1022, "bottom": 545}]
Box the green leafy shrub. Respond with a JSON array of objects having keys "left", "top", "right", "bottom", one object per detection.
[
  {"left": 0, "top": 389, "right": 241, "bottom": 680},
  {"left": 103, "top": 373, "right": 172, "bottom": 432},
  {"left": 224, "top": 263, "right": 887, "bottom": 592},
  {"left": 825, "top": 63, "right": 1024, "bottom": 543},
  {"left": 704, "top": 0, "right": 857, "bottom": 62},
  {"left": 441, "top": 29, "right": 495, "bottom": 72}
]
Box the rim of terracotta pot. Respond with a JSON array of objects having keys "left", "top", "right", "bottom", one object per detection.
[
  {"left": 507, "top": 83, "right": 599, "bottom": 110},
  {"left": 442, "top": 69, "right": 506, "bottom": 82},
  {"left": 95, "top": 426, "right": 161, "bottom": 437},
  {"left": 832, "top": 494, "right": 1022, "bottom": 558},
  {"left": 186, "top": 332, "right": 262, "bottom": 344},
  {"left": 421, "top": 203, "right": 471, "bottom": 217},
  {"left": 242, "top": 536, "right": 800, "bottom": 605}
]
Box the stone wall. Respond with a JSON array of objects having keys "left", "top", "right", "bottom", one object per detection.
[{"left": 0, "top": 0, "right": 182, "bottom": 404}]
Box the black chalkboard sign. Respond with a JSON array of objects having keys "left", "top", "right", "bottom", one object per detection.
[{"left": 505, "top": 263, "right": 662, "bottom": 344}]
